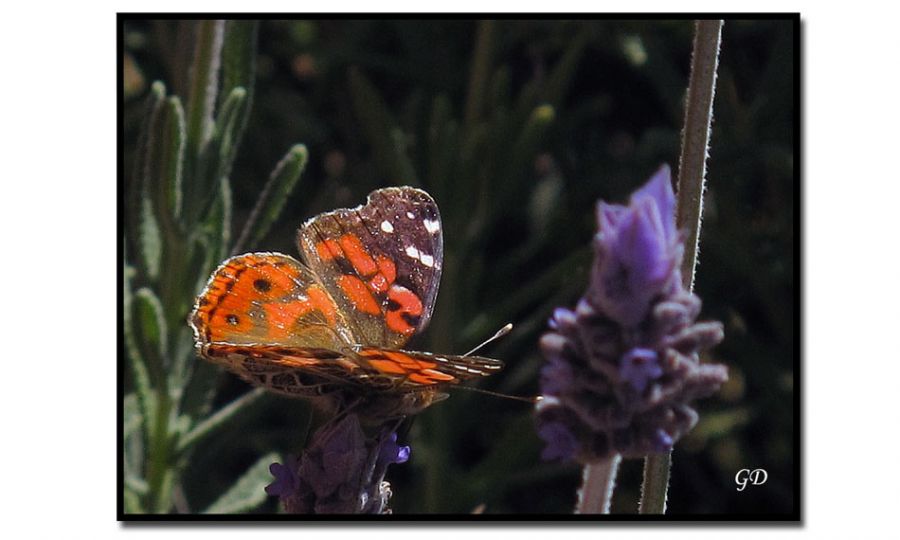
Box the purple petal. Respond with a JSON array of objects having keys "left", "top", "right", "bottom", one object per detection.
[
  {"left": 619, "top": 348, "right": 663, "bottom": 393},
  {"left": 631, "top": 164, "right": 676, "bottom": 244},
  {"left": 537, "top": 421, "right": 580, "bottom": 461}
]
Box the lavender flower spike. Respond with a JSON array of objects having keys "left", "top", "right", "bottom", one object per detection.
[
  {"left": 266, "top": 413, "right": 410, "bottom": 514},
  {"left": 535, "top": 165, "right": 728, "bottom": 462}
]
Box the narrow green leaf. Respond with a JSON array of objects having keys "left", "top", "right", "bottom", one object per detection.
[
  {"left": 209, "top": 86, "right": 249, "bottom": 190},
  {"left": 182, "top": 20, "right": 225, "bottom": 226},
  {"left": 141, "top": 94, "right": 186, "bottom": 290},
  {"left": 132, "top": 83, "right": 166, "bottom": 282},
  {"left": 123, "top": 486, "right": 145, "bottom": 514},
  {"left": 123, "top": 393, "right": 142, "bottom": 440},
  {"left": 185, "top": 20, "right": 224, "bottom": 159},
  {"left": 123, "top": 265, "right": 156, "bottom": 443},
  {"left": 219, "top": 21, "right": 258, "bottom": 153},
  {"left": 161, "top": 97, "right": 186, "bottom": 221},
  {"left": 232, "top": 144, "right": 307, "bottom": 254},
  {"left": 204, "top": 451, "right": 279, "bottom": 514},
  {"left": 177, "top": 387, "right": 266, "bottom": 455},
  {"left": 125, "top": 474, "right": 150, "bottom": 496},
  {"left": 138, "top": 198, "right": 162, "bottom": 281},
  {"left": 463, "top": 20, "right": 495, "bottom": 127},
  {"left": 125, "top": 81, "right": 166, "bottom": 276},
  {"left": 132, "top": 287, "right": 169, "bottom": 383},
  {"left": 213, "top": 173, "right": 233, "bottom": 262},
  {"left": 347, "top": 67, "right": 417, "bottom": 185},
  {"left": 541, "top": 31, "right": 589, "bottom": 108}
]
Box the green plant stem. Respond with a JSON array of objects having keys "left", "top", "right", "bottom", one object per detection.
[
  {"left": 576, "top": 455, "right": 622, "bottom": 514},
  {"left": 639, "top": 19, "right": 723, "bottom": 515}
]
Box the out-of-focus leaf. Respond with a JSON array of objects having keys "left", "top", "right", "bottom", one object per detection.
[
  {"left": 123, "top": 486, "right": 144, "bottom": 514},
  {"left": 463, "top": 20, "right": 495, "bottom": 127},
  {"left": 348, "top": 68, "right": 417, "bottom": 185},
  {"left": 232, "top": 144, "right": 307, "bottom": 254},
  {"left": 138, "top": 198, "right": 162, "bottom": 282},
  {"left": 177, "top": 387, "right": 266, "bottom": 455},
  {"left": 124, "top": 393, "right": 142, "bottom": 440},
  {"left": 426, "top": 94, "right": 458, "bottom": 204},
  {"left": 131, "top": 82, "right": 166, "bottom": 281},
  {"left": 123, "top": 265, "right": 155, "bottom": 442},
  {"left": 219, "top": 20, "right": 258, "bottom": 142},
  {"left": 541, "top": 31, "right": 589, "bottom": 108},
  {"left": 203, "top": 451, "right": 279, "bottom": 514},
  {"left": 143, "top": 95, "right": 186, "bottom": 231},
  {"left": 132, "top": 287, "right": 169, "bottom": 384},
  {"left": 500, "top": 104, "right": 555, "bottom": 194}
]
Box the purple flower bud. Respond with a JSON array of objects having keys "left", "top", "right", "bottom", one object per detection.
[
  {"left": 534, "top": 165, "right": 728, "bottom": 463},
  {"left": 619, "top": 348, "right": 663, "bottom": 393},
  {"left": 267, "top": 414, "right": 410, "bottom": 514}
]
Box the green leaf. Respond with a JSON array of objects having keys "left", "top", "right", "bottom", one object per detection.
[
  {"left": 232, "top": 144, "right": 307, "bottom": 254},
  {"left": 203, "top": 451, "right": 279, "bottom": 514},
  {"left": 541, "top": 31, "right": 589, "bottom": 108},
  {"left": 143, "top": 95, "right": 186, "bottom": 236},
  {"left": 131, "top": 82, "right": 166, "bottom": 281},
  {"left": 123, "top": 392, "right": 147, "bottom": 482},
  {"left": 129, "top": 80, "right": 166, "bottom": 218},
  {"left": 219, "top": 20, "right": 258, "bottom": 133},
  {"left": 123, "top": 393, "right": 142, "bottom": 440},
  {"left": 206, "top": 86, "right": 248, "bottom": 193},
  {"left": 348, "top": 67, "right": 417, "bottom": 185},
  {"left": 177, "top": 388, "right": 266, "bottom": 455},
  {"left": 123, "top": 486, "right": 145, "bottom": 514},
  {"left": 185, "top": 20, "right": 224, "bottom": 160},
  {"left": 123, "top": 266, "right": 156, "bottom": 442},
  {"left": 132, "top": 287, "right": 169, "bottom": 384},
  {"left": 137, "top": 198, "right": 162, "bottom": 281}
]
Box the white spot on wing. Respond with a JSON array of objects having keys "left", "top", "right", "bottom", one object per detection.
[
  {"left": 380, "top": 220, "right": 394, "bottom": 233},
  {"left": 423, "top": 218, "right": 440, "bottom": 234},
  {"left": 404, "top": 245, "right": 435, "bottom": 268},
  {"left": 406, "top": 211, "right": 415, "bottom": 219}
]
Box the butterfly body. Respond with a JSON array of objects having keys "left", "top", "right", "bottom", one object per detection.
[{"left": 190, "top": 187, "right": 503, "bottom": 418}]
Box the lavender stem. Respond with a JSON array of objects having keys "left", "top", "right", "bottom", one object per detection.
[
  {"left": 576, "top": 454, "right": 622, "bottom": 514},
  {"left": 639, "top": 19, "right": 723, "bottom": 515}
]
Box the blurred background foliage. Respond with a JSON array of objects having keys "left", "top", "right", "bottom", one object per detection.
[{"left": 122, "top": 17, "right": 794, "bottom": 515}]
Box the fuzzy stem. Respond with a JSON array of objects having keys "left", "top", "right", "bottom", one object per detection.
[
  {"left": 576, "top": 454, "right": 622, "bottom": 514},
  {"left": 676, "top": 19, "right": 723, "bottom": 291},
  {"left": 638, "top": 19, "right": 723, "bottom": 515}
]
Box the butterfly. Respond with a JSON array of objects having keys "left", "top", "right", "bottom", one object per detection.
[{"left": 189, "top": 186, "right": 504, "bottom": 419}]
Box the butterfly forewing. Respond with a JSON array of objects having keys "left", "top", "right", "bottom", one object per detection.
[
  {"left": 297, "top": 187, "right": 443, "bottom": 350},
  {"left": 190, "top": 252, "right": 357, "bottom": 350}
]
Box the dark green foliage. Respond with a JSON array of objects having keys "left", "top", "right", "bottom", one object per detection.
[
  {"left": 123, "top": 18, "right": 795, "bottom": 514},
  {"left": 123, "top": 20, "right": 308, "bottom": 514}
]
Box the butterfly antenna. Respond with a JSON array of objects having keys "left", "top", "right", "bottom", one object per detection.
[
  {"left": 464, "top": 323, "right": 513, "bottom": 356},
  {"left": 453, "top": 384, "right": 542, "bottom": 404}
]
